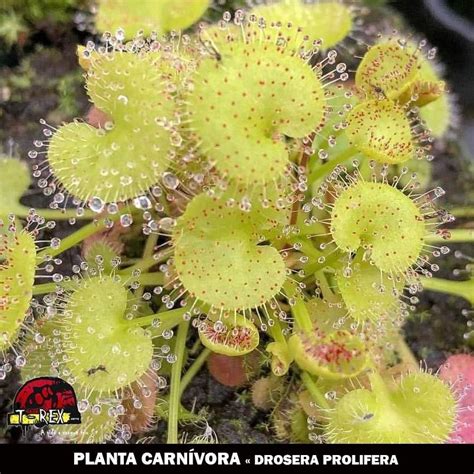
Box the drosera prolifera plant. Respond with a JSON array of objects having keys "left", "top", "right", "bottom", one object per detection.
[{"left": 2, "top": 1, "right": 473, "bottom": 446}]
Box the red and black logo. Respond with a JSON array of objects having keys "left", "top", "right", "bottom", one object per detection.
[{"left": 8, "top": 377, "right": 81, "bottom": 426}]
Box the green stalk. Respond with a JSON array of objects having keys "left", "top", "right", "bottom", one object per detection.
[
  {"left": 36, "top": 213, "right": 121, "bottom": 260},
  {"left": 426, "top": 228, "right": 474, "bottom": 244},
  {"left": 311, "top": 127, "right": 345, "bottom": 158},
  {"left": 358, "top": 153, "right": 376, "bottom": 180},
  {"left": 291, "top": 297, "right": 313, "bottom": 333},
  {"left": 314, "top": 269, "right": 338, "bottom": 303},
  {"left": 450, "top": 207, "right": 474, "bottom": 219},
  {"left": 367, "top": 369, "right": 393, "bottom": 407},
  {"left": 135, "top": 233, "right": 159, "bottom": 299},
  {"left": 303, "top": 249, "right": 343, "bottom": 278},
  {"left": 123, "top": 305, "right": 189, "bottom": 330},
  {"left": 300, "top": 371, "right": 330, "bottom": 410},
  {"left": 179, "top": 348, "right": 211, "bottom": 396},
  {"left": 134, "top": 272, "right": 163, "bottom": 287},
  {"left": 189, "top": 338, "right": 202, "bottom": 356},
  {"left": 32, "top": 281, "right": 70, "bottom": 295},
  {"left": 118, "top": 252, "right": 168, "bottom": 275},
  {"left": 267, "top": 316, "right": 288, "bottom": 346},
  {"left": 17, "top": 205, "right": 96, "bottom": 221},
  {"left": 295, "top": 216, "right": 327, "bottom": 237},
  {"left": 294, "top": 238, "right": 322, "bottom": 260},
  {"left": 421, "top": 276, "right": 474, "bottom": 305},
  {"left": 284, "top": 281, "right": 313, "bottom": 332},
  {"left": 32, "top": 272, "right": 163, "bottom": 295},
  {"left": 396, "top": 336, "right": 419, "bottom": 370},
  {"left": 309, "top": 145, "right": 358, "bottom": 183},
  {"left": 167, "top": 320, "right": 190, "bottom": 444}
]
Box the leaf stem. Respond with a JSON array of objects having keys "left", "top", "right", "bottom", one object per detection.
[
  {"left": 303, "top": 249, "right": 343, "bottom": 278},
  {"left": 367, "top": 368, "right": 392, "bottom": 406},
  {"left": 309, "top": 145, "right": 358, "bottom": 183},
  {"left": 450, "top": 207, "right": 474, "bottom": 219},
  {"left": 421, "top": 276, "right": 474, "bottom": 305},
  {"left": 135, "top": 233, "right": 159, "bottom": 299},
  {"left": 291, "top": 297, "right": 313, "bottom": 333},
  {"left": 315, "top": 269, "right": 338, "bottom": 303},
  {"left": 396, "top": 336, "right": 419, "bottom": 370},
  {"left": 32, "top": 272, "right": 163, "bottom": 295},
  {"left": 267, "top": 316, "right": 288, "bottom": 345},
  {"left": 123, "top": 305, "right": 189, "bottom": 330},
  {"left": 179, "top": 348, "right": 211, "bottom": 396},
  {"left": 18, "top": 205, "right": 96, "bottom": 221},
  {"left": 32, "top": 281, "right": 68, "bottom": 295},
  {"left": 426, "top": 228, "right": 474, "bottom": 244},
  {"left": 118, "top": 252, "right": 168, "bottom": 275},
  {"left": 294, "top": 238, "right": 322, "bottom": 260},
  {"left": 300, "top": 371, "right": 330, "bottom": 410},
  {"left": 167, "top": 320, "right": 190, "bottom": 444},
  {"left": 36, "top": 214, "right": 121, "bottom": 260},
  {"left": 133, "top": 272, "right": 163, "bottom": 287}
]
